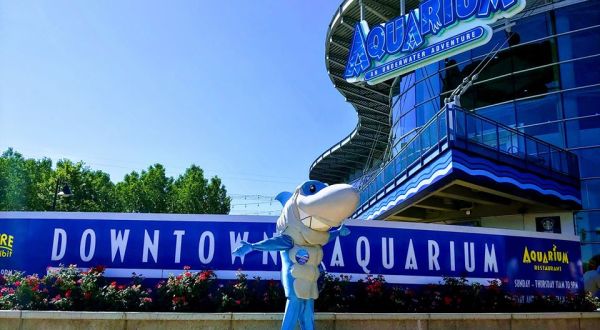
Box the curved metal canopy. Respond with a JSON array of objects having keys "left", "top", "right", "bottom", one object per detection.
[{"left": 309, "top": 0, "right": 421, "bottom": 184}]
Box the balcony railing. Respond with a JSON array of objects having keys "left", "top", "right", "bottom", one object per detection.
[{"left": 357, "top": 105, "right": 580, "bottom": 207}]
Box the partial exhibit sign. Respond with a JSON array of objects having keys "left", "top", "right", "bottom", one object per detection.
[{"left": 344, "top": 0, "right": 527, "bottom": 85}]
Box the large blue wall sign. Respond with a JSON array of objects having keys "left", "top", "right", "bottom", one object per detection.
[
  {"left": 344, "top": 0, "right": 526, "bottom": 85},
  {"left": 0, "top": 212, "right": 583, "bottom": 298}
]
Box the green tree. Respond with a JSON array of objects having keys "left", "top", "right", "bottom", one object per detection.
[
  {"left": 169, "top": 165, "right": 208, "bottom": 213},
  {"left": 52, "top": 160, "right": 117, "bottom": 212},
  {"left": 0, "top": 148, "right": 53, "bottom": 211},
  {"left": 1, "top": 149, "right": 231, "bottom": 214},
  {"left": 205, "top": 176, "right": 231, "bottom": 214},
  {"left": 115, "top": 164, "right": 172, "bottom": 213},
  {"left": 168, "top": 166, "right": 230, "bottom": 214}
]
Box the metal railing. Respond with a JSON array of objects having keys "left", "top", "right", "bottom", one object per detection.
[{"left": 357, "top": 105, "right": 580, "bottom": 206}]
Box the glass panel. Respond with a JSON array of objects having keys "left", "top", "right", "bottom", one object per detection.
[
  {"left": 477, "top": 102, "right": 516, "bottom": 126},
  {"left": 557, "top": 26, "right": 600, "bottom": 61},
  {"left": 512, "top": 64, "right": 560, "bottom": 99},
  {"left": 466, "top": 115, "right": 483, "bottom": 144},
  {"left": 515, "top": 94, "right": 562, "bottom": 126},
  {"left": 509, "top": 12, "right": 551, "bottom": 44},
  {"left": 521, "top": 122, "right": 566, "bottom": 148},
  {"left": 560, "top": 56, "right": 600, "bottom": 89},
  {"left": 481, "top": 120, "right": 498, "bottom": 149},
  {"left": 455, "top": 109, "right": 466, "bottom": 138},
  {"left": 472, "top": 30, "right": 510, "bottom": 59},
  {"left": 563, "top": 86, "right": 600, "bottom": 119},
  {"left": 582, "top": 179, "right": 600, "bottom": 209},
  {"left": 556, "top": 1, "right": 600, "bottom": 34},
  {"left": 512, "top": 38, "right": 556, "bottom": 72},
  {"left": 566, "top": 117, "right": 600, "bottom": 148},
  {"left": 537, "top": 142, "right": 551, "bottom": 169},
  {"left": 573, "top": 147, "right": 600, "bottom": 179},
  {"left": 416, "top": 99, "right": 438, "bottom": 127},
  {"left": 550, "top": 149, "right": 563, "bottom": 173},
  {"left": 384, "top": 161, "right": 395, "bottom": 183}
]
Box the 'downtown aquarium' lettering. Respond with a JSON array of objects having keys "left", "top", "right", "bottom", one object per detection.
[
  {"left": 0, "top": 212, "right": 583, "bottom": 298},
  {"left": 344, "top": 0, "right": 526, "bottom": 85}
]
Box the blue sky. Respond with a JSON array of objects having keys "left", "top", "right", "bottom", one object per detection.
[{"left": 0, "top": 1, "right": 359, "bottom": 214}]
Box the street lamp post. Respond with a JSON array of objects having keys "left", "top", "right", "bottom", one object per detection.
[{"left": 52, "top": 178, "right": 72, "bottom": 211}]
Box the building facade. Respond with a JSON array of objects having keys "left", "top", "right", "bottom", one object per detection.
[{"left": 310, "top": 0, "right": 600, "bottom": 269}]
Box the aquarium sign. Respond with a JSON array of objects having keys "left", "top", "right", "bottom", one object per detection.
[{"left": 344, "top": 0, "right": 526, "bottom": 85}]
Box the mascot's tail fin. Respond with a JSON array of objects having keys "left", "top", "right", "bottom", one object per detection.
[{"left": 275, "top": 191, "right": 292, "bottom": 206}]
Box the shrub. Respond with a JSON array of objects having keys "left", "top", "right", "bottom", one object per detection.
[
  {"left": 0, "top": 266, "right": 598, "bottom": 313},
  {"left": 155, "top": 266, "right": 217, "bottom": 312}
]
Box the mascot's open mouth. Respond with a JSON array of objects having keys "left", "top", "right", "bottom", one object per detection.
[
  {"left": 296, "top": 183, "right": 359, "bottom": 232},
  {"left": 300, "top": 214, "right": 336, "bottom": 232}
]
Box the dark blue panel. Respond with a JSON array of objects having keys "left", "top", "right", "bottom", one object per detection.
[
  {"left": 516, "top": 94, "right": 562, "bottom": 126},
  {"left": 572, "top": 147, "right": 600, "bottom": 179},
  {"left": 476, "top": 102, "right": 517, "bottom": 127},
  {"left": 582, "top": 179, "right": 600, "bottom": 209},
  {"left": 556, "top": 1, "right": 600, "bottom": 34}
]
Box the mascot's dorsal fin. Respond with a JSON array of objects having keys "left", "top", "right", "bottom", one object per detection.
[{"left": 275, "top": 191, "right": 293, "bottom": 206}]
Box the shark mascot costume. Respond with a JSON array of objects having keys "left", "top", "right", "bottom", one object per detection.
[{"left": 233, "top": 180, "right": 358, "bottom": 330}]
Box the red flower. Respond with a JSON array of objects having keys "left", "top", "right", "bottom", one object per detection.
[
  {"left": 92, "top": 265, "right": 106, "bottom": 273},
  {"left": 443, "top": 296, "right": 452, "bottom": 305},
  {"left": 110, "top": 281, "right": 117, "bottom": 288},
  {"left": 235, "top": 299, "right": 241, "bottom": 305},
  {"left": 118, "top": 285, "right": 125, "bottom": 290},
  {"left": 84, "top": 292, "right": 92, "bottom": 300},
  {"left": 142, "top": 297, "right": 152, "bottom": 303},
  {"left": 14, "top": 281, "right": 21, "bottom": 287},
  {"left": 65, "top": 290, "right": 72, "bottom": 298},
  {"left": 184, "top": 272, "right": 191, "bottom": 277}
]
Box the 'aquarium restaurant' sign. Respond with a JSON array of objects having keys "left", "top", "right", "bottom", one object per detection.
[
  {"left": 0, "top": 212, "right": 584, "bottom": 299},
  {"left": 344, "top": 0, "right": 526, "bottom": 84}
]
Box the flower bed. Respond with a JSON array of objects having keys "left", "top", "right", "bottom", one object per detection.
[{"left": 0, "top": 265, "right": 598, "bottom": 312}]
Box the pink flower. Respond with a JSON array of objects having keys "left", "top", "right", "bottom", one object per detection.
[
  {"left": 183, "top": 265, "right": 191, "bottom": 271},
  {"left": 142, "top": 297, "right": 152, "bottom": 303},
  {"left": 110, "top": 281, "right": 117, "bottom": 288},
  {"left": 65, "top": 290, "right": 72, "bottom": 298},
  {"left": 14, "top": 281, "right": 21, "bottom": 287}
]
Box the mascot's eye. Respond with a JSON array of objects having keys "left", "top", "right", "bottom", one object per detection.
[{"left": 309, "top": 184, "right": 316, "bottom": 194}]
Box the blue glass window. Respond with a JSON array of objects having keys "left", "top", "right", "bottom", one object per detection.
[
  {"left": 521, "top": 122, "right": 565, "bottom": 148},
  {"left": 582, "top": 179, "right": 600, "bottom": 209},
  {"left": 472, "top": 30, "right": 510, "bottom": 59},
  {"left": 557, "top": 26, "right": 600, "bottom": 61},
  {"left": 572, "top": 147, "right": 600, "bottom": 178},
  {"left": 560, "top": 56, "right": 600, "bottom": 90},
  {"left": 477, "top": 102, "right": 516, "bottom": 127},
  {"left": 563, "top": 86, "right": 600, "bottom": 119},
  {"left": 510, "top": 12, "right": 551, "bottom": 44},
  {"left": 516, "top": 94, "right": 562, "bottom": 126},
  {"left": 556, "top": 1, "right": 600, "bottom": 34},
  {"left": 566, "top": 116, "right": 600, "bottom": 148}
]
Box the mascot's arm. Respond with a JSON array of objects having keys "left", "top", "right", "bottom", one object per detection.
[
  {"left": 232, "top": 234, "right": 294, "bottom": 257},
  {"left": 327, "top": 223, "right": 351, "bottom": 244}
]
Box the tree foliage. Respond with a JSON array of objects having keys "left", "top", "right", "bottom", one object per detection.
[{"left": 0, "top": 148, "right": 230, "bottom": 214}]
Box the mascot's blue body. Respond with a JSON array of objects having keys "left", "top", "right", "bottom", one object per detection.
[{"left": 233, "top": 180, "right": 358, "bottom": 330}]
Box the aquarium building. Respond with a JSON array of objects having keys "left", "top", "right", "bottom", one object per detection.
[{"left": 309, "top": 0, "right": 600, "bottom": 263}]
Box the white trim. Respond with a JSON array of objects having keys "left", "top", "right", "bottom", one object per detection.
[
  {"left": 1, "top": 210, "right": 579, "bottom": 241},
  {"left": 344, "top": 219, "right": 580, "bottom": 242},
  {"left": 328, "top": 273, "right": 500, "bottom": 285},
  {"left": 365, "top": 162, "right": 454, "bottom": 220},
  {"left": 0, "top": 212, "right": 278, "bottom": 223}
]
